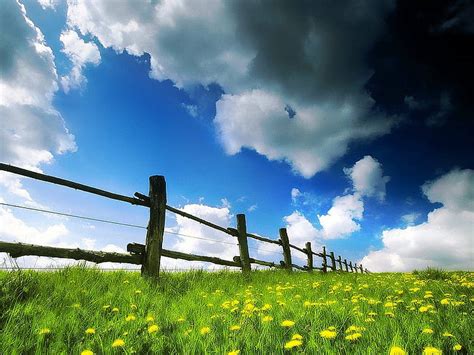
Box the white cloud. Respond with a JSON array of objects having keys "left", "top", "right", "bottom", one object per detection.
[
  {"left": 291, "top": 188, "right": 301, "bottom": 203},
  {"left": 343, "top": 155, "right": 390, "bottom": 201},
  {"left": 247, "top": 204, "right": 257, "bottom": 212},
  {"left": 66, "top": 0, "right": 396, "bottom": 177},
  {"left": 361, "top": 169, "right": 474, "bottom": 271},
  {"left": 182, "top": 103, "right": 198, "bottom": 118},
  {"left": 60, "top": 29, "right": 101, "bottom": 92},
  {"left": 37, "top": 0, "right": 60, "bottom": 10},
  {"left": 400, "top": 212, "right": 421, "bottom": 225}
]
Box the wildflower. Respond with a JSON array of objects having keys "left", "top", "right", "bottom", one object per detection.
[
  {"left": 125, "top": 315, "right": 136, "bottom": 322},
  {"left": 38, "top": 328, "right": 51, "bottom": 335},
  {"left": 81, "top": 350, "right": 94, "bottom": 355},
  {"left": 345, "top": 333, "right": 362, "bottom": 341},
  {"left": 200, "top": 327, "right": 211, "bottom": 335},
  {"left": 228, "top": 350, "right": 240, "bottom": 355},
  {"left": 422, "top": 328, "right": 434, "bottom": 334},
  {"left": 281, "top": 320, "right": 295, "bottom": 327},
  {"left": 320, "top": 329, "right": 337, "bottom": 339},
  {"left": 85, "top": 328, "right": 95, "bottom": 335},
  {"left": 130, "top": 304, "right": 137, "bottom": 310},
  {"left": 262, "top": 316, "right": 273, "bottom": 323},
  {"left": 230, "top": 325, "right": 241, "bottom": 331},
  {"left": 284, "top": 340, "right": 303, "bottom": 349},
  {"left": 112, "top": 339, "right": 125, "bottom": 348},
  {"left": 72, "top": 303, "right": 81, "bottom": 308},
  {"left": 148, "top": 324, "right": 160, "bottom": 334},
  {"left": 292, "top": 334, "right": 303, "bottom": 340},
  {"left": 345, "top": 325, "right": 364, "bottom": 333},
  {"left": 442, "top": 331, "right": 454, "bottom": 337},
  {"left": 177, "top": 317, "right": 186, "bottom": 323},
  {"left": 384, "top": 302, "right": 395, "bottom": 307},
  {"left": 146, "top": 315, "right": 155, "bottom": 322},
  {"left": 390, "top": 346, "right": 406, "bottom": 355},
  {"left": 440, "top": 298, "right": 450, "bottom": 305},
  {"left": 112, "top": 307, "right": 119, "bottom": 313},
  {"left": 102, "top": 305, "right": 110, "bottom": 310},
  {"left": 453, "top": 344, "right": 462, "bottom": 351},
  {"left": 419, "top": 306, "right": 429, "bottom": 313},
  {"left": 422, "top": 346, "right": 442, "bottom": 355}
]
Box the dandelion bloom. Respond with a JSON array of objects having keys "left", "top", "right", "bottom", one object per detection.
[
  {"left": 125, "top": 315, "right": 136, "bottom": 322},
  {"left": 111, "top": 339, "right": 125, "bottom": 348},
  {"left": 146, "top": 316, "right": 155, "bottom": 322},
  {"left": 112, "top": 307, "right": 119, "bottom": 313},
  {"left": 81, "top": 350, "right": 93, "bottom": 355},
  {"left": 440, "top": 298, "right": 450, "bottom": 305},
  {"left": 148, "top": 324, "right": 160, "bottom": 334},
  {"left": 422, "top": 346, "right": 442, "bottom": 355},
  {"left": 200, "top": 326, "right": 211, "bottom": 335},
  {"left": 292, "top": 334, "right": 303, "bottom": 340},
  {"left": 422, "top": 328, "right": 434, "bottom": 334},
  {"left": 284, "top": 340, "right": 303, "bottom": 349},
  {"left": 345, "top": 333, "right": 362, "bottom": 341},
  {"left": 228, "top": 350, "right": 240, "bottom": 355},
  {"left": 281, "top": 320, "right": 295, "bottom": 327},
  {"left": 419, "top": 306, "right": 429, "bottom": 313},
  {"left": 442, "top": 331, "right": 454, "bottom": 337},
  {"left": 320, "top": 330, "right": 337, "bottom": 339},
  {"left": 390, "top": 346, "right": 406, "bottom": 355},
  {"left": 177, "top": 317, "right": 186, "bottom": 323},
  {"left": 229, "top": 325, "right": 241, "bottom": 331},
  {"left": 85, "top": 328, "right": 95, "bottom": 335},
  {"left": 38, "top": 328, "right": 51, "bottom": 335},
  {"left": 262, "top": 316, "right": 273, "bottom": 323},
  {"left": 453, "top": 344, "right": 462, "bottom": 351}
]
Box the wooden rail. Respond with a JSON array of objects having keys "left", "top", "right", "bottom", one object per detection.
[{"left": 0, "top": 163, "right": 369, "bottom": 278}]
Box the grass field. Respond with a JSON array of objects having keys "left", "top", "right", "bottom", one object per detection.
[{"left": 0, "top": 268, "right": 472, "bottom": 354}]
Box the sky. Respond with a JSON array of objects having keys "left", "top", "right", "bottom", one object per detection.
[{"left": 0, "top": 0, "right": 473, "bottom": 272}]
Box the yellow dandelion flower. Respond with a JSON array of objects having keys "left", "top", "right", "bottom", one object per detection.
[
  {"left": 345, "top": 325, "right": 364, "bottom": 333},
  {"left": 442, "top": 331, "right": 454, "bottom": 337},
  {"left": 320, "top": 329, "right": 337, "bottom": 339},
  {"left": 146, "top": 315, "right": 155, "bottom": 322},
  {"left": 229, "top": 325, "right": 241, "bottom": 331},
  {"left": 177, "top": 317, "right": 186, "bottom": 323},
  {"left": 39, "top": 328, "right": 51, "bottom": 335},
  {"left": 440, "top": 298, "right": 450, "bottom": 305},
  {"left": 81, "top": 350, "right": 94, "bottom": 355},
  {"left": 422, "top": 346, "right": 442, "bottom": 355},
  {"left": 148, "top": 324, "right": 160, "bottom": 334},
  {"left": 111, "top": 339, "right": 125, "bottom": 348},
  {"left": 384, "top": 302, "right": 395, "bottom": 307},
  {"left": 262, "top": 316, "right": 273, "bottom": 323},
  {"left": 327, "top": 326, "right": 336, "bottom": 331},
  {"left": 281, "top": 320, "right": 295, "bottom": 327},
  {"left": 284, "top": 340, "right": 303, "bottom": 349},
  {"left": 85, "top": 328, "right": 95, "bottom": 335},
  {"left": 453, "top": 344, "right": 462, "bottom": 351},
  {"left": 135, "top": 290, "right": 142, "bottom": 294},
  {"left": 200, "top": 326, "right": 211, "bottom": 335},
  {"left": 390, "top": 346, "right": 406, "bottom": 355},
  {"left": 228, "top": 350, "right": 240, "bottom": 355},
  {"left": 112, "top": 307, "right": 119, "bottom": 313},
  {"left": 125, "top": 315, "right": 136, "bottom": 322},
  {"left": 422, "top": 328, "right": 434, "bottom": 334},
  {"left": 419, "top": 306, "right": 429, "bottom": 313},
  {"left": 292, "top": 334, "right": 303, "bottom": 340},
  {"left": 345, "top": 333, "right": 362, "bottom": 341}
]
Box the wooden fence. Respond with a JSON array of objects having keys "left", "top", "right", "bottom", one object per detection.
[{"left": 0, "top": 163, "right": 369, "bottom": 278}]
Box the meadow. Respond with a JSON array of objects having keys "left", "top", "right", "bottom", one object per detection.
[{"left": 0, "top": 268, "right": 472, "bottom": 354}]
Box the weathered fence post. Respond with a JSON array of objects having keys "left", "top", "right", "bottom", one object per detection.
[
  {"left": 142, "top": 175, "right": 166, "bottom": 279},
  {"left": 305, "top": 242, "right": 313, "bottom": 271},
  {"left": 337, "top": 256, "right": 343, "bottom": 271},
  {"left": 343, "top": 259, "right": 349, "bottom": 272},
  {"left": 322, "top": 246, "right": 328, "bottom": 273},
  {"left": 349, "top": 261, "right": 354, "bottom": 272},
  {"left": 329, "top": 251, "right": 337, "bottom": 271},
  {"left": 236, "top": 214, "right": 251, "bottom": 274},
  {"left": 354, "top": 263, "right": 359, "bottom": 273},
  {"left": 279, "top": 228, "right": 292, "bottom": 271},
  {"left": 359, "top": 264, "right": 364, "bottom": 273}
]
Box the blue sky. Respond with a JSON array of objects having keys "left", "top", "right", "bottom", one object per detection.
[{"left": 0, "top": 0, "right": 472, "bottom": 271}]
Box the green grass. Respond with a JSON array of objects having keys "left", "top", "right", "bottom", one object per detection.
[{"left": 0, "top": 268, "right": 472, "bottom": 354}]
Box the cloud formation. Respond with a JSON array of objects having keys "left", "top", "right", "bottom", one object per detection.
[
  {"left": 361, "top": 169, "right": 474, "bottom": 271},
  {"left": 66, "top": 0, "right": 396, "bottom": 177}
]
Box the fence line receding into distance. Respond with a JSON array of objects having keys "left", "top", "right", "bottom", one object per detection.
[{"left": 0, "top": 163, "right": 369, "bottom": 278}]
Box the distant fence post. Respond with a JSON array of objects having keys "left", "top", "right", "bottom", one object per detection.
[
  {"left": 354, "top": 263, "right": 359, "bottom": 273},
  {"left": 359, "top": 264, "right": 364, "bottom": 273},
  {"left": 142, "top": 175, "right": 166, "bottom": 279},
  {"left": 329, "top": 251, "right": 337, "bottom": 272},
  {"left": 322, "top": 246, "right": 328, "bottom": 273},
  {"left": 337, "top": 256, "right": 343, "bottom": 271},
  {"left": 236, "top": 214, "right": 251, "bottom": 274},
  {"left": 349, "top": 261, "right": 354, "bottom": 272},
  {"left": 279, "top": 228, "right": 292, "bottom": 271},
  {"left": 343, "top": 259, "right": 349, "bottom": 272},
  {"left": 305, "top": 242, "right": 313, "bottom": 271}
]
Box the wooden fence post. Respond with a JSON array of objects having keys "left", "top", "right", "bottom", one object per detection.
[
  {"left": 279, "top": 228, "right": 292, "bottom": 271},
  {"left": 343, "top": 259, "right": 349, "bottom": 272},
  {"left": 354, "top": 263, "right": 358, "bottom": 273},
  {"left": 305, "top": 242, "right": 313, "bottom": 271},
  {"left": 142, "top": 175, "right": 166, "bottom": 279},
  {"left": 236, "top": 214, "right": 251, "bottom": 274},
  {"left": 349, "top": 261, "right": 354, "bottom": 272},
  {"left": 322, "top": 246, "right": 328, "bottom": 273},
  {"left": 329, "top": 251, "right": 337, "bottom": 271},
  {"left": 359, "top": 264, "right": 364, "bottom": 273},
  {"left": 337, "top": 256, "right": 343, "bottom": 271}
]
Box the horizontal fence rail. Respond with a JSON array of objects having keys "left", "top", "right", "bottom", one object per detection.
[{"left": 0, "top": 163, "right": 370, "bottom": 278}]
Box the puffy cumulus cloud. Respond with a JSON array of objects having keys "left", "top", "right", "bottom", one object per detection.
[
  {"left": 344, "top": 155, "right": 390, "bottom": 201},
  {"left": 361, "top": 169, "right": 474, "bottom": 271},
  {"left": 66, "top": 0, "right": 396, "bottom": 177},
  {"left": 60, "top": 29, "right": 101, "bottom": 92},
  {"left": 168, "top": 203, "right": 239, "bottom": 269},
  {"left": 0, "top": 0, "right": 76, "bottom": 198},
  {"left": 318, "top": 193, "right": 364, "bottom": 239}
]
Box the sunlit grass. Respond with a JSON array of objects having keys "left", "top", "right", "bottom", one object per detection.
[{"left": 0, "top": 268, "right": 472, "bottom": 354}]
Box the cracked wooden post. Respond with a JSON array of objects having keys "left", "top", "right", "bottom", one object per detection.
[
  {"left": 349, "top": 261, "right": 354, "bottom": 272},
  {"left": 236, "top": 214, "right": 251, "bottom": 274},
  {"left": 279, "top": 228, "right": 292, "bottom": 271},
  {"left": 337, "top": 255, "right": 343, "bottom": 271},
  {"left": 305, "top": 242, "right": 313, "bottom": 271},
  {"left": 142, "top": 175, "right": 166, "bottom": 279},
  {"left": 329, "top": 251, "right": 337, "bottom": 272},
  {"left": 322, "top": 246, "right": 328, "bottom": 273},
  {"left": 343, "top": 259, "right": 349, "bottom": 272}
]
